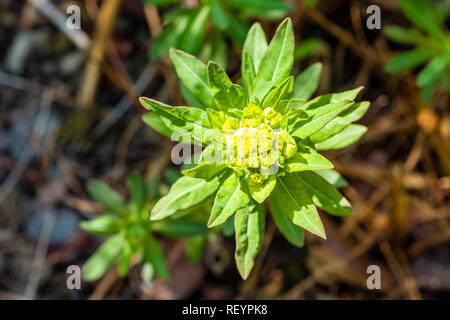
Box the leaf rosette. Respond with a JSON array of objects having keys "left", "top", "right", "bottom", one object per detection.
[{"left": 140, "top": 18, "right": 371, "bottom": 279}]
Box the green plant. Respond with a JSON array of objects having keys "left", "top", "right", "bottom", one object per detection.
[
  {"left": 80, "top": 173, "right": 208, "bottom": 281},
  {"left": 139, "top": 18, "right": 371, "bottom": 279},
  {"left": 384, "top": 0, "right": 449, "bottom": 103},
  {"left": 144, "top": 0, "right": 293, "bottom": 66}
]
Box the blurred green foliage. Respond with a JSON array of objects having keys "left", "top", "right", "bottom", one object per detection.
[
  {"left": 143, "top": 0, "right": 294, "bottom": 67},
  {"left": 384, "top": 0, "right": 449, "bottom": 103}
]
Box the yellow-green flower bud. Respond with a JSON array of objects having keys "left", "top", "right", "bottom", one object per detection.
[
  {"left": 247, "top": 172, "right": 267, "bottom": 186},
  {"left": 222, "top": 118, "right": 240, "bottom": 132}
]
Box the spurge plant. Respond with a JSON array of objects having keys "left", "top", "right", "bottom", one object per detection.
[{"left": 140, "top": 18, "right": 371, "bottom": 279}]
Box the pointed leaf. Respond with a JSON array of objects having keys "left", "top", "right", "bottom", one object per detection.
[
  {"left": 127, "top": 173, "right": 147, "bottom": 215},
  {"left": 234, "top": 204, "right": 265, "bottom": 279},
  {"left": 385, "top": 48, "right": 433, "bottom": 73},
  {"left": 143, "top": 234, "right": 170, "bottom": 279},
  {"left": 243, "top": 23, "right": 268, "bottom": 73},
  {"left": 291, "top": 101, "right": 354, "bottom": 139},
  {"left": 178, "top": 6, "right": 210, "bottom": 55},
  {"left": 211, "top": 0, "right": 230, "bottom": 29},
  {"left": 142, "top": 112, "right": 173, "bottom": 138},
  {"left": 152, "top": 219, "right": 208, "bottom": 237},
  {"left": 151, "top": 176, "right": 221, "bottom": 220},
  {"left": 262, "top": 76, "right": 294, "bottom": 114},
  {"left": 83, "top": 234, "right": 124, "bottom": 281},
  {"left": 295, "top": 87, "right": 363, "bottom": 110},
  {"left": 399, "top": 0, "right": 442, "bottom": 37},
  {"left": 170, "top": 48, "right": 214, "bottom": 107},
  {"left": 247, "top": 175, "right": 276, "bottom": 203},
  {"left": 268, "top": 197, "right": 304, "bottom": 247},
  {"left": 383, "top": 26, "right": 425, "bottom": 45},
  {"left": 87, "top": 181, "right": 129, "bottom": 218},
  {"left": 316, "top": 169, "right": 348, "bottom": 188},
  {"left": 80, "top": 214, "right": 123, "bottom": 236},
  {"left": 208, "top": 173, "right": 251, "bottom": 227},
  {"left": 285, "top": 143, "right": 334, "bottom": 172},
  {"left": 315, "top": 124, "right": 367, "bottom": 150},
  {"left": 293, "top": 63, "right": 323, "bottom": 101},
  {"left": 296, "top": 171, "right": 353, "bottom": 216},
  {"left": 182, "top": 162, "right": 227, "bottom": 180},
  {"left": 417, "top": 54, "right": 449, "bottom": 87},
  {"left": 117, "top": 241, "right": 133, "bottom": 277},
  {"left": 310, "top": 101, "right": 370, "bottom": 143},
  {"left": 254, "top": 18, "right": 294, "bottom": 93},
  {"left": 271, "top": 175, "right": 326, "bottom": 238}
]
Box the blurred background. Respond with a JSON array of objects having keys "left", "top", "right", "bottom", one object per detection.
[{"left": 0, "top": 0, "right": 449, "bottom": 299}]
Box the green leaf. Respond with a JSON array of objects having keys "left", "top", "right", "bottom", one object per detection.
[
  {"left": 152, "top": 220, "right": 208, "bottom": 237},
  {"left": 385, "top": 48, "right": 434, "bottom": 73},
  {"left": 80, "top": 214, "right": 123, "bottom": 236},
  {"left": 234, "top": 204, "right": 265, "bottom": 279},
  {"left": 208, "top": 62, "right": 246, "bottom": 111},
  {"left": 254, "top": 18, "right": 294, "bottom": 94},
  {"left": 399, "top": 0, "right": 442, "bottom": 37},
  {"left": 434, "top": 1, "right": 448, "bottom": 27},
  {"left": 83, "top": 234, "right": 124, "bottom": 281},
  {"left": 310, "top": 101, "right": 370, "bottom": 143},
  {"left": 315, "top": 124, "right": 367, "bottom": 150},
  {"left": 208, "top": 61, "right": 232, "bottom": 97},
  {"left": 149, "top": 13, "right": 190, "bottom": 60},
  {"left": 182, "top": 162, "right": 227, "bottom": 180},
  {"left": 206, "top": 108, "right": 227, "bottom": 129},
  {"left": 417, "top": 54, "right": 449, "bottom": 87},
  {"left": 222, "top": 214, "right": 235, "bottom": 236},
  {"left": 179, "top": 81, "right": 207, "bottom": 109},
  {"left": 271, "top": 175, "right": 326, "bottom": 238},
  {"left": 139, "top": 97, "right": 209, "bottom": 144},
  {"left": 143, "top": 234, "right": 170, "bottom": 279},
  {"left": 199, "top": 31, "right": 228, "bottom": 69},
  {"left": 293, "top": 63, "right": 322, "bottom": 101},
  {"left": 296, "top": 86, "right": 363, "bottom": 110},
  {"left": 420, "top": 81, "right": 436, "bottom": 103},
  {"left": 262, "top": 76, "right": 294, "bottom": 114},
  {"left": 227, "top": 12, "right": 249, "bottom": 45},
  {"left": 208, "top": 173, "right": 251, "bottom": 227},
  {"left": 268, "top": 197, "right": 304, "bottom": 247},
  {"left": 151, "top": 176, "right": 221, "bottom": 220},
  {"left": 291, "top": 101, "right": 354, "bottom": 139},
  {"left": 242, "top": 51, "right": 257, "bottom": 96},
  {"left": 117, "top": 241, "right": 133, "bottom": 277},
  {"left": 316, "top": 169, "right": 348, "bottom": 188},
  {"left": 210, "top": 0, "right": 229, "bottom": 29},
  {"left": 247, "top": 175, "right": 276, "bottom": 203},
  {"left": 294, "top": 38, "right": 321, "bottom": 60},
  {"left": 170, "top": 48, "right": 214, "bottom": 107},
  {"left": 285, "top": 144, "right": 334, "bottom": 172},
  {"left": 295, "top": 171, "right": 353, "bottom": 216},
  {"left": 243, "top": 23, "right": 268, "bottom": 74},
  {"left": 127, "top": 173, "right": 147, "bottom": 216},
  {"left": 140, "top": 97, "right": 208, "bottom": 126},
  {"left": 142, "top": 112, "right": 173, "bottom": 138},
  {"left": 87, "top": 180, "right": 129, "bottom": 218},
  {"left": 186, "top": 235, "right": 206, "bottom": 264},
  {"left": 178, "top": 6, "right": 210, "bottom": 55},
  {"left": 383, "top": 26, "right": 425, "bottom": 45},
  {"left": 147, "top": 174, "right": 160, "bottom": 200}
]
